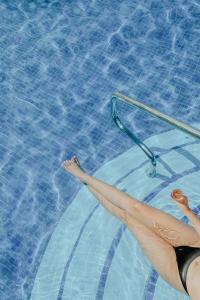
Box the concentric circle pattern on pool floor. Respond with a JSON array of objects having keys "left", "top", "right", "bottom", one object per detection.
[{"left": 30, "top": 126, "right": 200, "bottom": 300}]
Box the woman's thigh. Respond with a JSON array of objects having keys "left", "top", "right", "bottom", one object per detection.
[
  {"left": 125, "top": 215, "right": 188, "bottom": 295},
  {"left": 131, "top": 201, "right": 200, "bottom": 247}
]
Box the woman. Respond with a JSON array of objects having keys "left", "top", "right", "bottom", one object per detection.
[{"left": 62, "top": 155, "right": 200, "bottom": 299}]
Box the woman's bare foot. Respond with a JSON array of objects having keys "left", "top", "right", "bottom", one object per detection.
[
  {"left": 72, "top": 156, "right": 84, "bottom": 171},
  {"left": 72, "top": 156, "right": 88, "bottom": 185},
  {"left": 62, "top": 155, "right": 87, "bottom": 185}
]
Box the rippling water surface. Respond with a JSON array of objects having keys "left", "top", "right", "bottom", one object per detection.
[{"left": 0, "top": 0, "right": 200, "bottom": 299}]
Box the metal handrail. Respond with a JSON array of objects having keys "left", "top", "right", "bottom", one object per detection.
[{"left": 111, "top": 92, "right": 200, "bottom": 177}]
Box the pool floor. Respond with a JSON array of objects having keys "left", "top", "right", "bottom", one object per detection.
[{"left": 30, "top": 125, "right": 200, "bottom": 300}]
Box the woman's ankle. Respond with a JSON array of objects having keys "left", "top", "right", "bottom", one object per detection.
[{"left": 77, "top": 172, "right": 89, "bottom": 185}]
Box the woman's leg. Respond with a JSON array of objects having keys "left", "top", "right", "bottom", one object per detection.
[
  {"left": 83, "top": 172, "right": 200, "bottom": 247},
  {"left": 63, "top": 157, "right": 200, "bottom": 247},
  {"left": 87, "top": 185, "right": 127, "bottom": 223},
  {"left": 85, "top": 183, "right": 188, "bottom": 294},
  {"left": 125, "top": 215, "right": 188, "bottom": 295}
]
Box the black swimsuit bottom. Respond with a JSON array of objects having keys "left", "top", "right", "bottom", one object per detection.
[{"left": 174, "top": 245, "right": 200, "bottom": 295}]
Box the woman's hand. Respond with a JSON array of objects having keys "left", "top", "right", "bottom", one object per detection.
[
  {"left": 171, "top": 189, "right": 200, "bottom": 239},
  {"left": 170, "top": 189, "right": 190, "bottom": 211}
]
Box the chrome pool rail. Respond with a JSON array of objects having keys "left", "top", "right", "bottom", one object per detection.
[{"left": 111, "top": 92, "right": 200, "bottom": 177}]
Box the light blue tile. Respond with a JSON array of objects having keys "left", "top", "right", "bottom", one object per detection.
[{"left": 161, "top": 150, "right": 195, "bottom": 173}]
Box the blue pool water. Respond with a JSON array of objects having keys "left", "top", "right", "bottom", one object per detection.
[{"left": 0, "top": 1, "right": 200, "bottom": 299}]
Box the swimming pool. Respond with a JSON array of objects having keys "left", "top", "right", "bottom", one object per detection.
[{"left": 0, "top": 1, "right": 200, "bottom": 299}]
